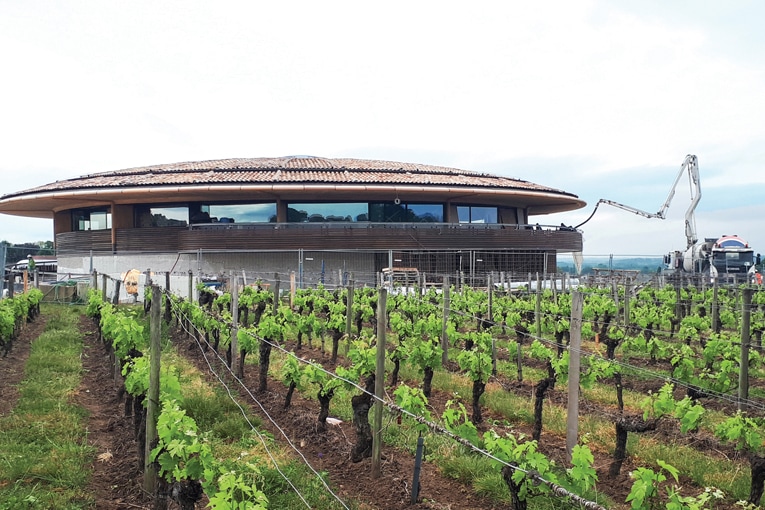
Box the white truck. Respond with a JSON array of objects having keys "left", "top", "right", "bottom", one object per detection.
[
  {"left": 578, "top": 155, "right": 756, "bottom": 282},
  {"left": 666, "top": 234, "right": 755, "bottom": 282}
]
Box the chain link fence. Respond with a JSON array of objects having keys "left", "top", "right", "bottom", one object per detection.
[{"left": 12, "top": 248, "right": 737, "bottom": 304}]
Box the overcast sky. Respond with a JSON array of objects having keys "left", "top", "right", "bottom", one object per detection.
[{"left": 1, "top": 0, "right": 763, "bottom": 257}]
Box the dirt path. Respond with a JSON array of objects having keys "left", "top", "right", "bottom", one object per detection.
[
  {"left": 1, "top": 312, "right": 149, "bottom": 508},
  {"left": 176, "top": 329, "right": 505, "bottom": 510},
  {"left": 31, "top": 305, "right": 719, "bottom": 509},
  {"left": 8, "top": 309, "right": 738, "bottom": 509},
  {"left": 75, "top": 315, "right": 151, "bottom": 509},
  {"left": 72, "top": 313, "right": 500, "bottom": 509},
  {"left": 0, "top": 317, "right": 47, "bottom": 417},
  {"left": 70, "top": 312, "right": 625, "bottom": 509}
]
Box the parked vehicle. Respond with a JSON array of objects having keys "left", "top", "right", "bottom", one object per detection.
[
  {"left": 3, "top": 257, "right": 58, "bottom": 296},
  {"left": 578, "top": 155, "right": 755, "bottom": 282}
]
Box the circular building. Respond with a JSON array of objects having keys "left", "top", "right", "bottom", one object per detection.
[{"left": 0, "top": 156, "right": 585, "bottom": 289}]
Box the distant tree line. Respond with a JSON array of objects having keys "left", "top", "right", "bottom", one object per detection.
[
  {"left": 1, "top": 240, "right": 55, "bottom": 266},
  {"left": 557, "top": 257, "right": 663, "bottom": 275}
]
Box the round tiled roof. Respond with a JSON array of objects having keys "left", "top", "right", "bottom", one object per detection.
[
  {"left": 0, "top": 156, "right": 586, "bottom": 217},
  {"left": 6, "top": 156, "right": 571, "bottom": 194}
]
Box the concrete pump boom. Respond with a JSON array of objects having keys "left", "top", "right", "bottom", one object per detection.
[{"left": 575, "top": 154, "right": 700, "bottom": 249}]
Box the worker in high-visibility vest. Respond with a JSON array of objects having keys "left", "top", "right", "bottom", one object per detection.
[{"left": 756, "top": 271, "right": 763, "bottom": 285}]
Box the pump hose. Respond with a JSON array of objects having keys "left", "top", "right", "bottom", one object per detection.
[{"left": 573, "top": 201, "right": 603, "bottom": 229}]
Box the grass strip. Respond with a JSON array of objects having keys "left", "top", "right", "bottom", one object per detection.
[
  {"left": 0, "top": 305, "right": 93, "bottom": 509},
  {"left": 162, "top": 330, "right": 356, "bottom": 509}
]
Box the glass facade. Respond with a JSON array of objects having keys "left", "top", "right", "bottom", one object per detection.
[
  {"left": 72, "top": 209, "right": 112, "bottom": 231},
  {"left": 457, "top": 206, "right": 498, "bottom": 224},
  {"left": 134, "top": 203, "right": 278, "bottom": 226},
  {"left": 287, "top": 202, "right": 444, "bottom": 223},
  {"left": 197, "top": 203, "right": 276, "bottom": 224},
  {"left": 148, "top": 207, "right": 188, "bottom": 227},
  {"left": 287, "top": 203, "right": 368, "bottom": 223},
  {"left": 406, "top": 203, "right": 443, "bottom": 222},
  {"left": 369, "top": 202, "right": 444, "bottom": 223},
  {"left": 74, "top": 201, "right": 503, "bottom": 230}
]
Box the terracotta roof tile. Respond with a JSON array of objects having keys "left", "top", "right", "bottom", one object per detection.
[{"left": 3, "top": 156, "right": 576, "bottom": 199}]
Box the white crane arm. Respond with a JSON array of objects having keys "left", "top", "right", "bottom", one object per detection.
[
  {"left": 575, "top": 154, "right": 701, "bottom": 250},
  {"left": 681, "top": 155, "right": 700, "bottom": 248},
  {"left": 595, "top": 199, "right": 664, "bottom": 219}
]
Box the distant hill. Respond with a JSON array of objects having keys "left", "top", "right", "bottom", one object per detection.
[{"left": 557, "top": 256, "right": 664, "bottom": 275}]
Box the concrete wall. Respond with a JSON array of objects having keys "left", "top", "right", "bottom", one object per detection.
[{"left": 57, "top": 250, "right": 379, "bottom": 302}]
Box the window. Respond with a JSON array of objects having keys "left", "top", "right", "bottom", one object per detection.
[
  {"left": 135, "top": 206, "right": 188, "bottom": 227},
  {"left": 287, "top": 203, "right": 368, "bottom": 222},
  {"left": 406, "top": 203, "right": 443, "bottom": 222},
  {"left": 369, "top": 202, "right": 444, "bottom": 223},
  {"left": 369, "top": 203, "right": 404, "bottom": 222},
  {"left": 191, "top": 203, "right": 276, "bottom": 224},
  {"left": 457, "top": 206, "right": 498, "bottom": 224},
  {"left": 72, "top": 209, "right": 112, "bottom": 231}
]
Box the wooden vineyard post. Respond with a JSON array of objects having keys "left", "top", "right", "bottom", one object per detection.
[
  {"left": 372, "top": 288, "right": 387, "bottom": 478},
  {"left": 345, "top": 279, "right": 355, "bottom": 354},
  {"left": 188, "top": 270, "right": 194, "bottom": 303},
  {"left": 231, "top": 273, "right": 240, "bottom": 376},
  {"left": 5, "top": 271, "right": 12, "bottom": 299},
  {"left": 112, "top": 279, "right": 121, "bottom": 305},
  {"left": 92, "top": 270, "right": 98, "bottom": 291},
  {"left": 273, "top": 274, "right": 280, "bottom": 314},
  {"left": 566, "top": 291, "right": 583, "bottom": 462},
  {"left": 551, "top": 273, "right": 557, "bottom": 302},
  {"left": 624, "top": 281, "right": 631, "bottom": 328},
  {"left": 487, "top": 273, "right": 493, "bottom": 324},
  {"left": 144, "top": 285, "right": 162, "bottom": 494},
  {"left": 512, "top": 340, "right": 521, "bottom": 382},
  {"left": 290, "top": 271, "right": 296, "bottom": 308},
  {"left": 441, "top": 276, "right": 450, "bottom": 366},
  {"left": 101, "top": 273, "right": 107, "bottom": 302},
  {"left": 487, "top": 273, "right": 497, "bottom": 375},
  {"left": 739, "top": 287, "right": 753, "bottom": 410},
  {"left": 164, "top": 272, "right": 171, "bottom": 324},
  {"left": 535, "top": 272, "right": 542, "bottom": 340},
  {"left": 411, "top": 435, "right": 425, "bottom": 504},
  {"left": 711, "top": 280, "right": 720, "bottom": 334}
]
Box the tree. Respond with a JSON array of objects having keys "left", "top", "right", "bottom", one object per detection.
[{"left": 1, "top": 240, "right": 54, "bottom": 263}]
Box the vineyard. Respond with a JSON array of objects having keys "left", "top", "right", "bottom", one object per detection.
[{"left": 3, "top": 276, "right": 765, "bottom": 509}]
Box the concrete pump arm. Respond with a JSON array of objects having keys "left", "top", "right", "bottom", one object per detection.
[{"left": 575, "top": 154, "right": 700, "bottom": 249}]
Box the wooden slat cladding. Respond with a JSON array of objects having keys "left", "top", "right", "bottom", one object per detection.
[
  {"left": 57, "top": 224, "right": 582, "bottom": 254},
  {"left": 178, "top": 224, "right": 582, "bottom": 252},
  {"left": 57, "top": 231, "right": 112, "bottom": 254},
  {"left": 116, "top": 227, "right": 183, "bottom": 252},
  {"left": 57, "top": 227, "right": 183, "bottom": 254}
]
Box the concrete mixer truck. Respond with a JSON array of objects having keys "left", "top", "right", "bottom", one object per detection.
[
  {"left": 577, "top": 155, "right": 756, "bottom": 282},
  {"left": 665, "top": 234, "right": 755, "bottom": 283}
]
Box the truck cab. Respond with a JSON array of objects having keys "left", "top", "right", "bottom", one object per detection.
[{"left": 709, "top": 235, "right": 755, "bottom": 279}]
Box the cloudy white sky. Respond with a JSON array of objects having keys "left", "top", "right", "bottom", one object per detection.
[{"left": 1, "top": 0, "right": 763, "bottom": 256}]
